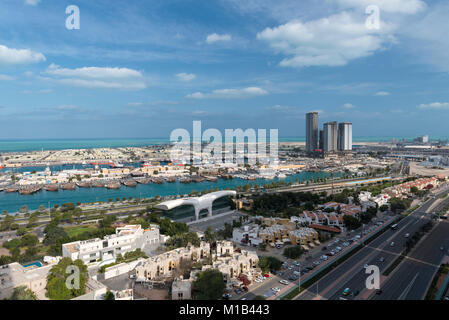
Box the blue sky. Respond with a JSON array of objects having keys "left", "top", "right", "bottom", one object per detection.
[{"left": 1, "top": 0, "right": 449, "bottom": 139}]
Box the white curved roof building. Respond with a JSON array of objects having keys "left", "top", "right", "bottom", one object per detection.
[{"left": 155, "top": 190, "right": 237, "bottom": 222}]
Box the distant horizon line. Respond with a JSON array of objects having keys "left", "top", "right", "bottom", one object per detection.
[{"left": 0, "top": 135, "right": 444, "bottom": 142}]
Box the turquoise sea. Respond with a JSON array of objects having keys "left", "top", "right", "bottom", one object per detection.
[{"left": 1, "top": 136, "right": 445, "bottom": 153}]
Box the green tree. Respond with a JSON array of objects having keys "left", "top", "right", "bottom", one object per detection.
[
  {"left": 283, "top": 246, "right": 303, "bottom": 259},
  {"left": 104, "top": 290, "right": 115, "bottom": 300},
  {"left": 193, "top": 269, "right": 225, "bottom": 300},
  {"left": 21, "top": 234, "right": 39, "bottom": 247},
  {"left": 10, "top": 286, "right": 37, "bottom": 300},
  {"left": 46, "top": 258, "right": 88, "bottom": 300}
]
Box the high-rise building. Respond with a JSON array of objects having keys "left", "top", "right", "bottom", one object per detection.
[
  {"left": 338, "top": 122, "right": 352, "bottom": 151},
  {"left": 323, "top": 121, "right": 338, "bottom": 152},
  {"left": 306, "top": 112, "right": 319, "bottom": 153},
  {"left": 319, "top": 129, "right": 324, "bottom": 150}
]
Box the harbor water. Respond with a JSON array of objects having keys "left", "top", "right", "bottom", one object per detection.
[{"left": 0, "top": 171, "right": 341, "bottom": 214}]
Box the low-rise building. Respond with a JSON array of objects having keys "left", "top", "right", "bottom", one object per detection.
[
  {"left": 135, "top": 242, "right": 210, "bottom": 281},
  {"left": 172, "top": 277, "right": 192, "bottom": 300},
  {"left": 62, "top": 224, "right": 162, "bottom": 265},
  {"left": 0, "top": 262, "right": 57, "bottom": 300}
]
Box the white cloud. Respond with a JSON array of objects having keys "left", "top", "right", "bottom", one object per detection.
[
  {"left": 46, "top": 64, "right": 143, "bottom": 79},
  {"left": 0, "top": 45, "right": 46, "bottom": 65},
  {"left": 56, "top": 105, "right": 81, "bottom": 111},
  {"left": 418, "top": 102, "right": 449, "bottom": 110},
  {"left": 375, "top": 91, "right": 391, "bottom": 96},
  {"left": 176, "top": 73, "right": 196, "bottom": 81},
  {"left": 25, "top": 0, "right": 41, "bottom": 6},
  {"left": 187, "top": 87, "right": 268, "bottom": 99},
  {"left": 257, "top": 12, "right": 394, "bottom": 67},
  {"left": 58, "top": 78, "right": 146, "bottom": 90},
  {"left": 342, "top": 103, "right": 356, "bottom": 109},
  {"left": 206, "top": 33, "right": 232, "bottom": 44},
  {"left": 335, "top": 0, "right": 426, "bottom": 14},
  {"left": 0, "top": 74, "right": 15, "bottom": 81},
  {"left": 44, "top": 64, "right": 146, "bottom": 90}
]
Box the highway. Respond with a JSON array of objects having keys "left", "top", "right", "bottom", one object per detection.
[
  {"left": 371, "top": 218, "right": 449, "bottom": 300},
  {"left": 294, "top": 185, "right": 449, "bottom": 300}
]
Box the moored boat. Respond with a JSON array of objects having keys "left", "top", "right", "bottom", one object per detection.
[
  {"left": 122, "top": 180, "right": 137, "bottom": 187},
  {"left": 135, "top": 177, "right": 151, "bottom": 184},
  {"left": 45, "top": 184, "right": 59, "bottom": 192},
  {"left": 151, "top": 177, "right": 163, "bottom": 184},
  {"left": 106, "top": 182, "right": 121, "bottom": 189},
  {"left": 76, "top": 182, "right": 91, "bottom": 188},
  {"left": 4, "top": 186, "right": 19, "bottom": 193},
  {"left": 61, "top": 183, "right": 76, "bottom": 190},
  {"left": 92, "top": 181, "right": 105, "bottom": 188}
]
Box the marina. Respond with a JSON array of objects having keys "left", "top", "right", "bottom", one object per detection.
[{"left": 0, "top": 171, "right": 341, "bottom": 214}]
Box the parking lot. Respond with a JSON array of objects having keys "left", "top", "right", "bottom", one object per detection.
[
  {"left": 231, "top": 212, "right": 394, "bottom": 300},
  {"left": 188, "top": 210, "right": 244, "bottom": 232}
]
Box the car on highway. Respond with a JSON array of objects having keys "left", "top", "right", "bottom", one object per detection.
[
  {"left": 223, "top": 293, "right": 232, "bottom": 300},
  {"left": 440, "top": 246, "right": 444, "bottom": 251},
  {"left": 364, "top": 264, "right": 369, "bottom": 269},
  {"left": 279, "top": 280, "right": 289, "bottom": 285},
  {"left": 240, "top": 297, "right": 247, "bottom": 300},
  {"left": 376, "top": 289, "right": 383, "bottom": 295},
  {"left": 390, "top": 242, "right": 395, "bottom": 247},
  {"left": 342, "top": 288, "right": 351, "bottom": 296},
  {"left": 263, "top": 274, "right": 270, "bottom": 278},
  {"left": 379, "top": 257, "right": 385, "bottom": 262},
  {"left": 320, "top": 255, "right": 328, "bottom": 261},
  {"left": 404, "top": 233, "right": 410, "bottom": 238}
]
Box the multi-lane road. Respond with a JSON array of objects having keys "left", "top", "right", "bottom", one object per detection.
[{"left": 293, "top": 185, "right": 449, "bottom": 300}]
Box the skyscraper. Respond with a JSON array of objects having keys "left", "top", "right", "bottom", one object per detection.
[
  {"left": 338, "top": 122, "right": 352, "bottom": 151},
  {"left": 306, "top": 112, "right": 319, "bottom": 153},
  {"left": 319, "top": 129, "right": 324, "bottom": 150},
  {"left": 323, "top": 121, "right": 338, "bottom": 152}
]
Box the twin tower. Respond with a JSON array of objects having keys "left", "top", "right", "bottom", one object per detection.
[{"left": 306, "top": 112, "right": 352, "bottom": 154}]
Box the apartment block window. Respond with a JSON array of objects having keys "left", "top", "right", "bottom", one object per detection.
[{"left": 178, "top": 293, "right": 183, "bottom": 300}]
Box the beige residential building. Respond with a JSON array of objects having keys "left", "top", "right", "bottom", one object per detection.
[
  {"left": 288, "top": 228, "right": 319, "bottom": 249},
  {"left": 172, "top": 277, "right": 192, "bottom": 300},
  {"left": 0, "top": 262, "right": 55, "bottom": 300},
  {"left": 135, "top": 242, "right": 210, "bottom": 280}
]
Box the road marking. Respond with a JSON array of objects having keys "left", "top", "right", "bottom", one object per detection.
[{"left": 398, "top": 272, "right": 419, "bottom": 300}]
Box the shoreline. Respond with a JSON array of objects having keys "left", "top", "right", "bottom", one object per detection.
[{"left": 0, "top": 137, "right": 413, "bottom": 154}]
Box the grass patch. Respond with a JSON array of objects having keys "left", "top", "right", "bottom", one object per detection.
[
  {"left": 425, "top": 264, "right": 449, "bottom": 300},
  {"left": 64, "top": 225, "right": 98, "bottom": 238},
  {"left": 402, "top": 205, "right": 419, "bottom": 217}
]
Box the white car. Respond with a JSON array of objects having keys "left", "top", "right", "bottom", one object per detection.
[
  {"left": 271, "top": 287, "right": 281, "bottom": 293},
  {"left": 279, "top": 280, "right": 289, "bottom": 285}
]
